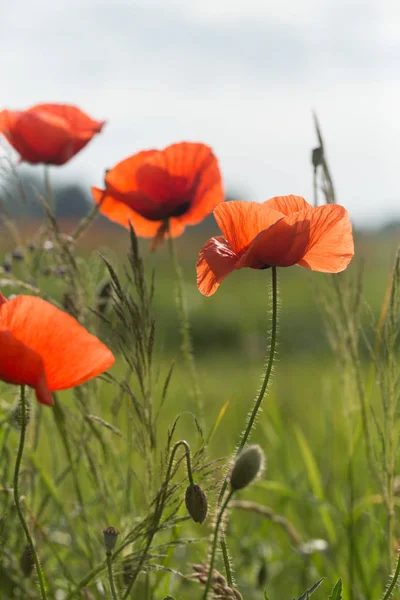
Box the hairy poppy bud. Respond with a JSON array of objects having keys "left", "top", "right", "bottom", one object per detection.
[
  {"left": 96, "top": 279, "right": 113, "bottom": 314},
  {"left": 12, "top": 248, "right": 24, "bottom": 262},
  {"left": 3, "top": 255, "right": 12, "bottom": 273},
  {"left": 257, "top": 559, "right": 268, "bottom": 589},
  {"left": 103, "top": 526, "right": 120, "bottom": 554},
  {"left": 20, "top": 545, "right": 34, "bottom": 577},
  {"left": 185, "top": 484, "right": 208, "bottom": 524},
  {"left": 55, "top": 265, "right": 67, "bottom": 277},
  {"left": 312, "top": 146, "right": 323, "bottom": 169},
  {"left": 230, "top": 445, "right": 265, "bottom": 491}
]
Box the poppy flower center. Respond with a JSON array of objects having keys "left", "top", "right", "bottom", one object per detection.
[{"left": 169, "top": 201, "right": 191, "bottom": 218}]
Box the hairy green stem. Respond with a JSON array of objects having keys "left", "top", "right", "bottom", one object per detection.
[
  {"left": 220, "top": 534, "right": 233, "bottom": 587},
  {"left": 107, "top": 553, "right": 120, "bottom": 600},
  {"left": 382, "top": 552, "right": 400, "bottom": 600},
  {"left": 44, "top": 165, "right": 54, "bottom": 211},
  {"left": 218, "top": 267, "right": 278, "bottom": 504},
  {"left": 167, "top": 225, "right": 204, "bottom": 423},
  {"left": 202, "top": 491, "right": 234, "bottom": 600},
  {"left": 13, "top": 386, "right": 48, "bottom": 600}
]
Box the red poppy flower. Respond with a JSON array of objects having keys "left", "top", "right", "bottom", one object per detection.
[
  {"left": 197, "top": 195, "right": 354, "bottom": 296},
  {"left": 92, "top": 142, "right": 224, "bottom": 245},
  {"left": 0, "top": 292, "right": 114, "bottom": 405},
  {"left": 0, "top": 104, "right": 105, "bottom": 165}
]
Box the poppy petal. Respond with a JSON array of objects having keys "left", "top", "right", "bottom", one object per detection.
[
  {"left": 92, "top": 187, "right": 185, "bottom": 238},
  {"left": 264, "top": 195, "right": 312, "bottom": 215},
  {"left": 297, "top": 204, "right": 354, "bottom": 273},
  {"left": 236, "top": 209, "right": 312, "bottom": 269},
  {"left": 197, "top": 236, "right": 238, "bottom": 296},
  {"left": 0, "top": 105, "right": 104, "bottom": 165},
  {"left": 141, "top": 142, "right": 224, "bottom": 225},
  {"left": 0, "top": 296, "right": 115, "bottom": 392},
  {"left": 30, "top": 104, "right": 105, "bottom": 136},
  {"left": 0, "top": 325, "right": 53, "bottom": 405},
  {"left": 213, "top": 201, "right": 284, "bottom": 254},
  {"left": 1, "top": 110, "right": 71, "bottom": 165}
]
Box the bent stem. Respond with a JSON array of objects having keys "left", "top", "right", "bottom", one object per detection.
[
  {"left": 218, "top": 266, "right": 278, "bottom": 504},
  {"left": 13, "top": 386, "right": 48, "bottom": 600},
  {"left": 202, "top": 490, "right": 235, "bottom": 600},
  {"left": 166, "top": 225, "right": 204, "bottom": 424},
  {"left": 122, "top": 440, "right": 194, "bottom": 599},
  {"left": 107, "top": 553, "right": 120, "bottom": 600}
]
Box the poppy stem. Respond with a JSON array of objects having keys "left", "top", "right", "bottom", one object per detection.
[
  {"left": 106, "top": 553, "right": 120, "bottom": 600},
  {"left": 13, "top": 386, "right": 49, "bottom": 600},
  {"left": 218, "top": 266, "right": 278, "bottom": 504},
  {"left": 44, "top": 165, "right": 54, "bottom": 212},
  {"left": 166, "top": 225, "right": 204, "bottom": 424},
  {"left": 202, "top": 490, "right": 235, "bottom": 600},
  {"left": 121, "top": 440, "right": 194, "bottom": 598},
  {"left": 382, "top": 551, "right": 400, "bottom": 600}
]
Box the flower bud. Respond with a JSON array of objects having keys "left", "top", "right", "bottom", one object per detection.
[
  {"left": 12, "top": 248, "right": 24, "bottom": 262},
  {"left": 185, "top": 484, "right": 208, "bottom": 524},
  {"left": 96, "top": 279, "right": 113, "bottom": 314},
  {"left": 2, "top": 255, "right": 12, "bottom": 273},
  {"left": 312, "top": 146, "right": 323, "bottom": 169},
  {"left": 229, "top": 445, "right": 265, "bottom": 491},
  {"left": 19, "top": 545, "right": 34, "bottom": 577},
  {"left": 102, "top": 526, "right": 120, "bottom": 554}
]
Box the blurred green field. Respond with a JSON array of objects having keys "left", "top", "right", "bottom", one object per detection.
[{"left": 1, "top": 219, "right": 399, "bottom": 600}]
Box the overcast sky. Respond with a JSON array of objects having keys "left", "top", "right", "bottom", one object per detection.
[{"left": 1, "top": 0, "right": 398, "bottom": 227}]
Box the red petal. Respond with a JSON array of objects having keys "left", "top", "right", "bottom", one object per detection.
[
  {"left": 92, "top": 187, "right": 185, "bottom": 239},
  {"left": 236, "top": 209, "right": 312, "bottom": 269},
  {"left": 213, "top": 201, "right": 284, "bottom": 254},
  {"left": 0, "top": 296, "right": 114, "bottom": 392},
  {"left": 0, "top": 104, "right": 104, "bottom": 165},
  {"left": 263, "top": 195, "right": 312, "bottom": 215},
  {"left": 297, "top": 204, "right": 354, "bottom": 272},
  {"left": 138, "top": 142, "right": 224, "bottom": 224},
  {"left": 196, "top": 236, "right": 238, "bottom": 296}
]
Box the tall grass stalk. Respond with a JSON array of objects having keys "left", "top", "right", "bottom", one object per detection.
[{"left": 167, "top": 223, "right": 204, "bottom": 424}]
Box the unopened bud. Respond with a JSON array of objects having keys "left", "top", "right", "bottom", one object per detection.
[
  {"left": 12, "top": 248, "right": 24, "bottom": 262},
  {"left": 2, "top": 255, "right": 12, "bottom": 273},
  {"left": 257, "top": 559, "right": 268, "bottom": 588},
  {"left": 27, "top": 241, "right": 37, "bottom": 252},
  {"left": 20, "top": 545, "right": 34, "bottom": 577},
  {"left": 55, "top": 265, "right": 67, "bottom": 277},
  {"left": 230, "top": 445, "right": 265, "bottom": 491},
  {"left": 102, "top": 526, "right": 119, "bottom": 554},
  {"left": 312, "top": 146, "right": 323, "bottom": 169},
  {"left": 185, "top": 484, "right": 208, "bottom": 524},
  {"left": 96, "top": 279, "right": 113, "bottom": 314}
]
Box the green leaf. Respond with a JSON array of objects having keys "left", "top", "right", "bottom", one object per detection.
[
  {"left": 329, "top": 579, "right": 343, "bottom": 600},
  {"left": 296, "top": 577, "right": 325, "bottom": 600}
]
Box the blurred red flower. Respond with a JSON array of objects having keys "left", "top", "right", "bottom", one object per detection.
[
  {"left": 0, "top": 292, "right": 114, "bottom": 405},
  {"left": 197, "top": 195, "right": 354, "bottom": 296},
  {"left": 92, "top": 142, "right": 224, "bottom": 245},
  {"left": 0, "top": 104, "right": 105, "bottom": 165}
]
